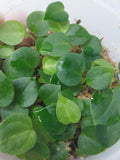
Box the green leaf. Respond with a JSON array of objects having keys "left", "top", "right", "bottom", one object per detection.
[
  {"left": 0, "top": 113, "right": 37, "bottom": 155},
  {"left": 118, "top": 62, "right": 120, "bottom": 72},
  {"left": 78, "top": 126, "right": 105, "bottom": 156},
  {"left": 61, "top": 82, "right": 82, "bottom": 96},
  {"left": 57, "top": 53, "right": 85, "bottom": 86},
  {"left": 39, "top": 84, "right": 61, "bottom": 105},
  {"left": 81, "top": 52, "right": 101, "bottom": 71},
  {"left": 38, "top": 69, "right": 51, "bottom": 84},
  {"left": 0, "top": 71, "right": 14, "bottom": 107},
  {"left": 27, "top": 11, "right": 49, "bottom": 37},
  {"left": 79, "top": 87, "right": 120, "bottom": 155},
  {"left": 3, "top": 58, "right": 33, "bottom": 80},
  {"left": 66, "top": 24, "right": 91, "bottom": 45},
  {"left": 91, "top": 88, "right": 120, "bottom": 125},
  {"left": 25, "top": 142, "right": 50, "bottom": 160},
  {"left": 0, "top": 45, "right": 14, "bottom": 59},
  {"left": 35, "top": 37, "right": 46, "bottom": 54},
  {"left": 48, "top": 20, "right": 69, "bottom": 33},
  {"left": 13, "top": 77, "right": 38, "bottom": 108},
  {"left": 78, "top": 121, "right": 120, "bottom": 156},
  {"left": 16, "top": 154, "right": 25, "bottom": 159},
  {"left": 56, "top": 94, "right": 81, "bottom": 125},
  {"left": 0, "top": 103, "right": 28, "bottom": 120},
  {"left": 113, "top": 81, "right": 120, "bottom": 103},
  {"left": 62, "top": 90, "right": 84, "bottom": 111},
  {"left": 42, "top": 56, "right": 60, "bottom": 75},
  {"left": 53, "top": 124, "right": 76, "bottom": 141},
  {"left": 0, "top": 20, "right": 25, "bottom": 45},
  {"left": 92, "top": 59, "right": 115, "bottom": 70},
  {"left": 33, "top": 105, "right": 67, "bottom": 137},
  {"left": 30, "top": 106, "right": 55, "bottom": 144},
  {"left": 48, "top": 142, "right": 69, "bottom": 160},
  {"left": 86, "top": 66, "right": 114, "bottom": 90},
  {"left": 10, "top": 47, "right": 40, "bottom": 77},
  {"left": 44, "top": 1, "right": 69, "bottom": 22},
  {"left": 41, "top": 32, "right": 71, "bottom": 57},
  {"left": 82, "top": 36, "right": 102, "bottom": 56}
]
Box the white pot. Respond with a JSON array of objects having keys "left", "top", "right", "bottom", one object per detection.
[{"left": 0, "top": 0, "right": 120, "bottom": 160}]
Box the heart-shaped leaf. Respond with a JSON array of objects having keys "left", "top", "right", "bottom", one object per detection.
[
  {"left": 48, "top": 142, "right": 69, "bottom": 160},
  {"left": 34, "top": 105, "right": 67, "bottom": 137},
  {"left": 39, "top": 84, "right": 61, "bottom": 105},
  {"left": 79, "top": 86, "right": 120, "bottom": 156},
  {"left": 44, "top": 1, "right": 69, "bottom": 22},
  {"left": 86, "top": 66, "right": 114, "bottom": 90},
  {"left": 30, "top": 106, "right": 55, "bottom": 144},
  {"left": 78, "top": 126, "right": 105, "bottom": 156},
  {"left": 56, "top": 94, "right": 81, "bottom": 125},
  {"left": 27, "top": 11, "right": 49, "bottom": 37},
  {"left": 0, "top": 20, "right": 25, "bottom": 45},
  {"left": 57, "top": 53, "right": 85, "bottom": 86},
  {"left": 0, "top": 45, "right": 14, "bottom": 59},
  {"left": 66, "top": 24, "right": 91, "bottom": 45},
  {"left": 0, "top": 113, "right": 37, "bottom": 155},
  {"left": 82, "top": 36, "right": 102, "bottom": 56},
  {"left": 41, "top": 32, "right": 71, "bottom": 57},
  {"left": 42, "top": 56, "right": 60, "bottom": 75},
  {"left": 13, "top": 77, "right": 38, "bottom": 108},
  {"left": 25, "top": 142, "right": 50, "bottom": 160},
  {"left": 10, "top": 47, "right": 40, "bottom": 78},
  {"left": 0, "top": 71, "right": 14, "bottom": 107}
]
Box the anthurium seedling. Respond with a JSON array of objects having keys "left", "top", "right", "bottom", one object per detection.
[{"left": 0, "top": 1, "right": 119, "bottom": 160}]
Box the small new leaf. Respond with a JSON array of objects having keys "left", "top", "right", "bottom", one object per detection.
[{"left": 56, "top": 94, "right": 81, "bottom": 125}]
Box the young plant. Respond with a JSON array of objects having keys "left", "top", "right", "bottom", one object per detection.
[{"left": 0, "top": 1, "right": 119, "bottom": 160}]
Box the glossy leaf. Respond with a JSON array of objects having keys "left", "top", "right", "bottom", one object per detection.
[
  {"left": 44, "top": 1, "right": 69, "bottom": 22},
  {"left": 48, "top": 20, "right": 69, "bottom": 33},
  {"left": 13, "top": 77, "right": 38, "bottom": 108},
  {"left": 82, "top": 36, "right": 102, "bottom": 56},
  {"left": 27, "top": 11, "right": 49, "bottom": 37},
  {"left": 0, "top": 103, "right": 28, "bottom": 120},
  {"left": 0, "top": 71, "right": 14, "bottom": 107},
  {"left": 10, "top": 47, "right": 40, "bottom": 77},
  {"left": 86, "top": 66, "right": 114, "bottom": 90},
  {"left": 39, "top": 84, "right": 61, "bottom": 105},
  {"left": 0, "top": 45, "right": 14, "bottom": 59},
  {"left": 0, "top": 20, "right": 25, "bottom": 45},
  {"left": 0, "top": 113, "right": 37, "bottom": 155},
  {"left": 41, "top": 32, "right": 71, "bottom": 57},
  {"left": 48, "top": 142, "right": 69, "bottom": 160},
  {"left": 34, "top": 105, "right": 67, "bottom": 137},
  {"left": 57, "top": 53, "right": 85, "bottom": 86},
  {"left": 30, "top": 106, "right": 55, "bottom": 144},
  {"left": 66, "top": 24, "right": 91, "bottom": 45},
  {"left": 56, "top": 94, "right": 81, "bottom": 125},
  {"left": 25, "top": 142, "right": 50, "bottom": 160},
  {"left": 42, "top": 56, "right": 60, "bottom": 75}
]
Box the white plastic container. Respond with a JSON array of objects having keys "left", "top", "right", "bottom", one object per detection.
[{"left": 0, "top": 0, "right": 120, "bottom": 160}]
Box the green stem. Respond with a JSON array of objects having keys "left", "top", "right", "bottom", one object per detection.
[{"left": 26, "top": 32, "right": 35, "bottom": 41}]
